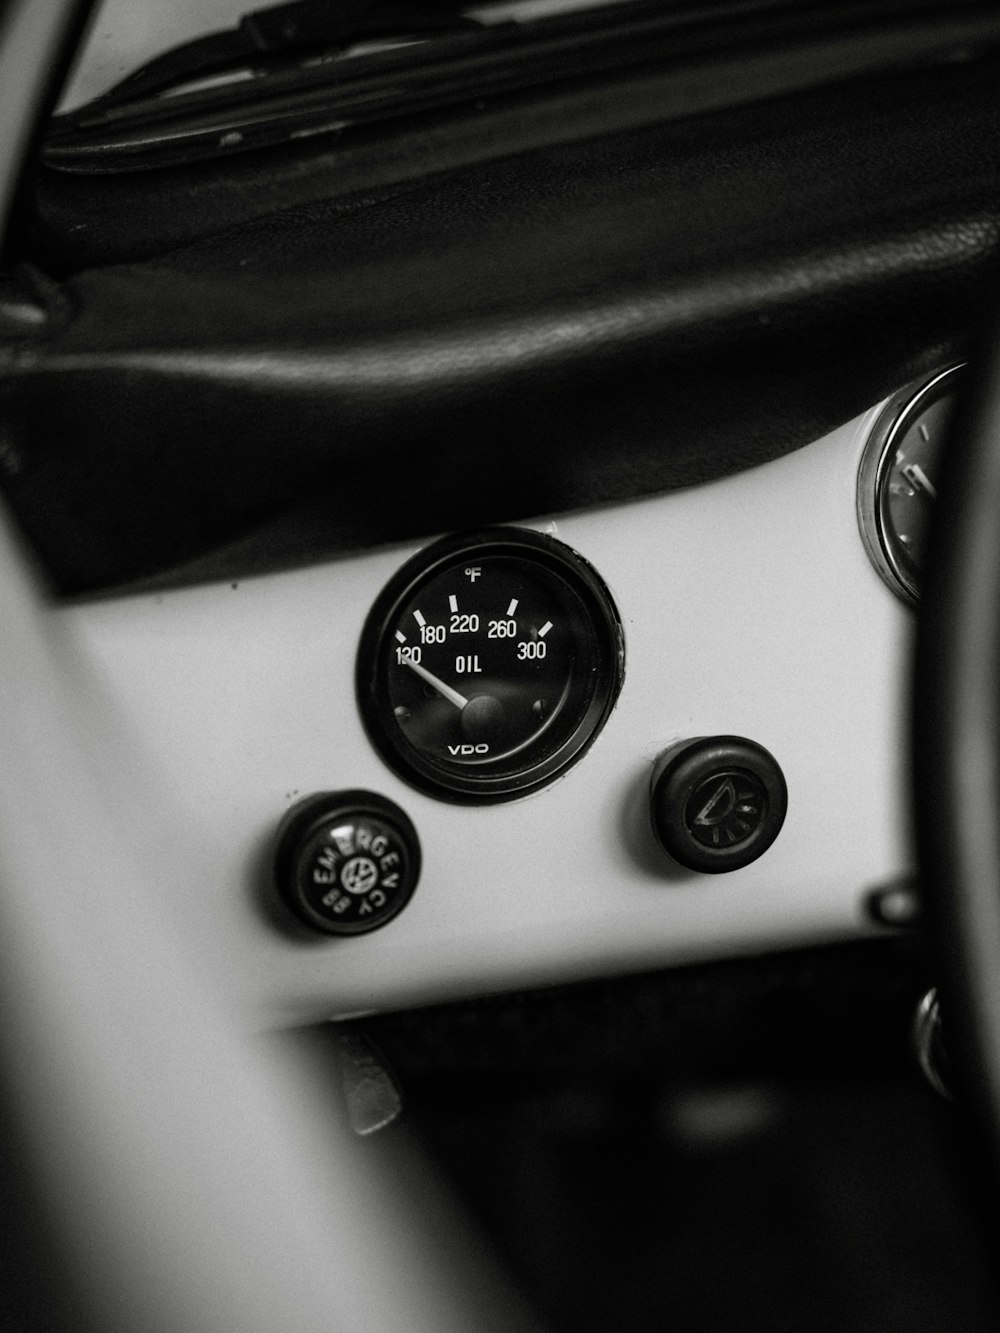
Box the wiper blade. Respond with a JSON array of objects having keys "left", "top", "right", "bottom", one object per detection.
[
  {"left": 92, "top": 0, "right": 485, "bottom": 108},
  {"left": 46, "top": 0, "right": 1000, "bottom": 174}
]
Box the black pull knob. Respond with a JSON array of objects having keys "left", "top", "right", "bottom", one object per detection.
[
  {"left": 650, "top": 737, "right": 787, "bottom": 873},
  {"left": 274, "top": 790, "right": 420, "bottom": 934}
]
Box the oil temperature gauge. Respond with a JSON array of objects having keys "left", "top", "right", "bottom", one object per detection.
[
  {"left": 356, "top": 528, "right": 625, "bottom": 803},
  {"left": 857, "top": 364, "right": 963, "bottom": 603}
]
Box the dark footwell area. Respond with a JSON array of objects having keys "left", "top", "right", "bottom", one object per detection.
[
  {"left": 357, "top": 941, "right": 1000, "bottom": 1331},
  {"left": 406, "top": 1075, "right": 997, "bottom": 1332}
]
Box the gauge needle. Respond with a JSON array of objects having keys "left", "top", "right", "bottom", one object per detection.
[
  {"left": 404, "top": 658, "right": 470, "bottom": 710},
  {"left": 902, "top": 462, "right": 938, "bottom": 501}
]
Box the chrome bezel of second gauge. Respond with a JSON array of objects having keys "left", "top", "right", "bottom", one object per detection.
[{"left": 856, "top": 364, "right": 962, "bottom": 605}]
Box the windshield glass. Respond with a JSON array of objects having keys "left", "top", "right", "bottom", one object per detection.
[
  {"left": 50, "top": 0, "right": 997, "bottom": 177},
  {"left": 58, "top": 0, "right": 634, "bottom": 112}
]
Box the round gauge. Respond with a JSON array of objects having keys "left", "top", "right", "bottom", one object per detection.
[
  {"left": 356, "top": 528, "right": 625, "bottom": 803},
  {"left": 857, "top": 364, "right": 963, "bottom": 603}
]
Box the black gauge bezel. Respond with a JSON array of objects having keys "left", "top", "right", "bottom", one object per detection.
[
  {"left": 857, "top": 363, "right": 963, "bottom": 606},
  {"left": 356, "top": 527, "right": 625, "bottom": 804}
]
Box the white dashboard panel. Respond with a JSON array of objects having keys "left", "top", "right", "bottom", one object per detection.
[{"left": 58, "top": 399, "right": 912, "bottom": 1028}]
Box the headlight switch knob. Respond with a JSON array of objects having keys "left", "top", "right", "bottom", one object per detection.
[{"left": 650, "top": 736, "right": 787, "bottom": 873}]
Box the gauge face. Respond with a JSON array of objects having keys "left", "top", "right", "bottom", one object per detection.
[
  {"left": 357, "top": 529, "right": 625, "bottom": 803},
  {"left": 857, "top": 364, "right": 962, "bottom": 603}
]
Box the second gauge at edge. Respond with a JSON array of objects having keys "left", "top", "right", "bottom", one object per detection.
[{"left": 857, "top": 364, "right": 962, "bottom": 604}]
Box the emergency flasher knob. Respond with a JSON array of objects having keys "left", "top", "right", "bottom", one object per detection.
[{"left": 274, "top": 791, "right": 420, "bottom": 934}]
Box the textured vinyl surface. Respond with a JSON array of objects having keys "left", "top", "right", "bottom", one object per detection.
[{"left": 3, "top": 52, "right": 1000, "bottom": 590}]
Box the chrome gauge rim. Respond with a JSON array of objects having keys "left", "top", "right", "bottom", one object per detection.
[{"left": 857, "top": 364, "right": 963, "bottom": 605}]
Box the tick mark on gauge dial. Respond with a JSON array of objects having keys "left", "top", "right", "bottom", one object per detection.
[{"left": 901, "top": 462, "right": 938, "bottom": 501}]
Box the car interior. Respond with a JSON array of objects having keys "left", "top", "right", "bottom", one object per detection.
[{"left": 3, "top": 0, "right": 1000, "bottom": 1328}]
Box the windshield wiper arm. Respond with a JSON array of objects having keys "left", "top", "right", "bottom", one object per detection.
[{"left": 92, "top": 0, "right": 484, "bottom": 108}]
